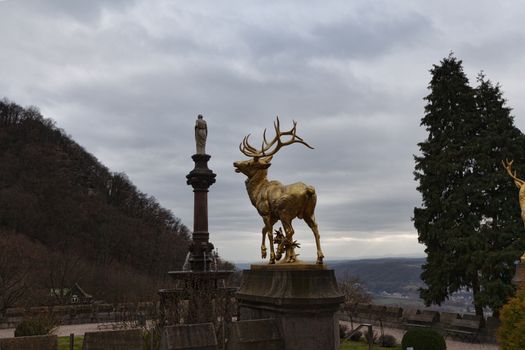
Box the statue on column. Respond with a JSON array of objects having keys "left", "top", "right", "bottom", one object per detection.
[{"left": 195, "top": 114, "right": 207, "bottom": 155}]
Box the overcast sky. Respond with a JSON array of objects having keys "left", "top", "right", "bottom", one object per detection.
[{"left": 2, "top": 1, "right": 525, "bottom": 263}]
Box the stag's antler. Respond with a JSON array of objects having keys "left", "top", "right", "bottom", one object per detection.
[
  {"left": 502, "top": 159, "right": 525, "bottom": 186},
  {"left": 239, "top": 116, "right": 313, "bottom": 158}
]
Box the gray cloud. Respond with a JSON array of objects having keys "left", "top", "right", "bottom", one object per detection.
[
  {"left": 243, "top": 12, "right": 432, "bottom": 60},
  {"left": 22, "top": 0, "right": 137, "bottom": 22}
]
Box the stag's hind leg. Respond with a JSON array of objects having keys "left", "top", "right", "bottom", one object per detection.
[
  {"left": 281, "top": 220, "right": 298, "bottom": 263},
  {"left": 305, "top": 215, "right": 324, "bottom": 264}
]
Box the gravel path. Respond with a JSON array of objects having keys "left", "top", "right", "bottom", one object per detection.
[
  {"left": 0, "top": 322, "right": 121, "bottom": 338},
  {"left": 0, "top": 328, "right": 13, "bottom": 339}
]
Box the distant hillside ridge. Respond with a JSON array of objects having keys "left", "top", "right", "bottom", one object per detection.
[
  {"left": 0, "top": 99, "right": 190, "bottom": 305},
  {"left": 331, "top": 257, "right": 426, "bottom": 294},
  {"left": 234, "top": 257, "right": 426, "bottom": 295}
]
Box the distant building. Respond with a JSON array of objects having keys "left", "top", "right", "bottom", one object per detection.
[{"left": 50, "top": 283, "right": 93, "bottom": 304}]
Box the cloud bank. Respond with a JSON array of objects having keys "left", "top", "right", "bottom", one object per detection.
[{"left": 2, "top": 0, "right": 525, "bottom": 262}]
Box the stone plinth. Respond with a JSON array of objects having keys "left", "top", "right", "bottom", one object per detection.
[
  {"left": 161, "top": 323, "right": 218, "bottom": 350},
  {"left": 236, "top": 264, "right": 344, "bottom": 350}
]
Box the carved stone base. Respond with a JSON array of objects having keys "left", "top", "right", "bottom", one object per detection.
[
  {"left": 160, "top": 270, "right": 235, "bottom": 326},
  {"left": 236, "top": 265, "right": 344, "bottom": 350}
]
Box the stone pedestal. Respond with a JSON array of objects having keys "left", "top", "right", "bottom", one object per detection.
[
  {"left": 236, "top": 264, "right": 344, "bottom": 350},
  {"left": 227, "top": 318, "right": 283, "bottom": 350}
]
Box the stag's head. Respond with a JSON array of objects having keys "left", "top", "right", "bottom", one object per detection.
[
  {"left": 233, "top": 156, "right": 272, "bottom": 177},
  {"left": 233, "top": 117, "right": 313, "bottom": 179}
]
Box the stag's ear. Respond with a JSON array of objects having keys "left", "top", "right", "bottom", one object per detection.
[
  {"left": 262, "top": 155, "right": 273, "bottom": 163},
  {"left": 257, "top": 156, "right": 272, "bottom": 169}
]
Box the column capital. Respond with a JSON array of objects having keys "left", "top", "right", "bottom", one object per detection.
[{"left": 186, "top": 154, "right": 216, "bottom": 191}]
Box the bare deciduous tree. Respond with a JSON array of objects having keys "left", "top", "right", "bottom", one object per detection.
[
  {"left": 0, "top": 232, "right": 39, "bottom": 314},
  {"left": 338, "top": 273, "right": 372, "bottom": 308},
  {"left": 46, "top": 249, "right": 88, "bottom": 305}
]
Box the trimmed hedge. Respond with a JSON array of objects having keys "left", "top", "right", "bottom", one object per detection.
[
  {"left": 379, "top": 334, "right": 398, "bottom": 348},
  {"left": 401, "top": 328, "right": 446, "bottom": 350}
]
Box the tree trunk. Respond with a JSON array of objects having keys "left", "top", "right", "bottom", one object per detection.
[{"left": 472, "top": 275, "right": 486, "bottom": 327}]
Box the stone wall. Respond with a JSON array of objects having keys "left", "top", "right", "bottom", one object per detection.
[
  {"left": 0, "top": 334, "right": 57, "bottom": 350},
  {"left": 340, "top": 303, "right": 500, "bottom": 343},
  {"left": 82, "top": 329, "right": 143, "bottom": 350},
  {"left": 0, "top": 302, "right": 157, "bottom": 329}
]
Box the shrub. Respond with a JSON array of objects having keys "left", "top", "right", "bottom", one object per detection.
[
  {"left": 143, "top": 326, "right": 161, "bottom": 350},
  {"left": 498, "top": 288, "right": 525, "bottom": 350},
  {"left": 348, "top": 330, "right": 362, "bottom": 341},
  {"left": 339, "top": 324, "right": 348, "bottom": 339},
  {"left": 14, "top": 314, "right": 56, "bottom": 337},
  {"left": 378, "top": 334, "right": 398, "bottom": 348},
  {"left": 401, "top": 328, "right": 446, "bottom": 350}
]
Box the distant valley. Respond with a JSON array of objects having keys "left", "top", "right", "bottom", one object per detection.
[
  {"left": 330, "top": 257, "right": 425, "bottom": 295},
  {"left": 331, "top": 257, "right": 475, "bottom": 313},
  {"left": 236, "top": 257, "right": 476, "bottom": 313}
]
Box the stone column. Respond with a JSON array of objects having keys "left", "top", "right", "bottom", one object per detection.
[{"left": 186, "top": 154, "right": 216, "bottom": 272}]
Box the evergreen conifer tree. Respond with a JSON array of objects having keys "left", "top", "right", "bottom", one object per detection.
[{"left": 414, "top": 54, "right": 525, "bottom": 317}]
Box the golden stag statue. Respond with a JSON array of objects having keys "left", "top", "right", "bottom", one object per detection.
[
  {"left": 502, "top": 159, "right": 525, "bottom": 262},
  {"left": 233, "top": 117, "right": 324, "bottom": 264},
  {"left": 503, "top": 159, "right": 525, "bottom": 228}
]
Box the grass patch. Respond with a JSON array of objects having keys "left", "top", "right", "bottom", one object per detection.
[
  {"left": 340, "top": 340, "right": 402, "bottom": 350},
  {"left": 58, "top": 335, "right": 83, "bottom": 350}
]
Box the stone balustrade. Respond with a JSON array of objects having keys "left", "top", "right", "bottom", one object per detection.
[
  {"left": 340, "top": 303, "right": 500, "bottom": 343},
  {"left": 0, "top": 302, "right": 157, "bottom": 329}
]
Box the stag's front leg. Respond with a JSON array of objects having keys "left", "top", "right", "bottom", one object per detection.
[
  {"left": 267, "top": 230, "right": 276, "bottom": 264},
  {"left": 260, "top": 227, "right": 267, "bottom": 259}
]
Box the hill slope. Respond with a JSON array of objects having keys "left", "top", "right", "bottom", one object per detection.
[{"left": 0, "top": 99, "right": 190, "bottom": 307}]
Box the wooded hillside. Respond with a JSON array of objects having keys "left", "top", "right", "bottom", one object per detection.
[{"left": 0, "top": 99, "right": 190, "bottom": 310}]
